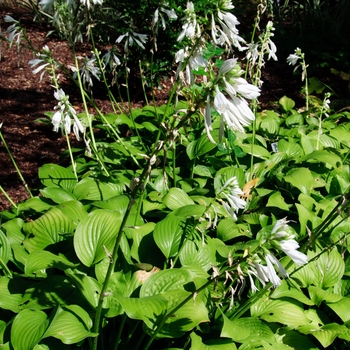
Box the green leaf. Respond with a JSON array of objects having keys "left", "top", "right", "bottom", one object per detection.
[
  {"left": 239, "top": 144, "right": 270, "bottom": 159},
  {"left": 43, "top": 305, "right": 97, "bottom": 344},
  {"left": 277, "top": 139, "right": 304, "bottom": 158},
  {"left": 187, "top": 134, "right": 216, "bottom": 160},
  {"left": 140, "top": 268, "right": 192, "bottom": 297},
  {"left": 190, "top": 333, "right": 237, "bottom": 349},
  {"left": 163, "top": 188, "right": 195, "bottom": 210},
  {"left": 284, "top": 168, "right": 314, "bottom": 195},
  {"left": 17, "top": 197, "right": 53, "bottom": 213},
  {"left": 266, "top": 191, "right": 290, "bottom": 211},
  {"left": 23, "top": 207, "right": 75, "bottom": 252},
  {"left": 39, "top": 164, "right": 77, "bottom": 192},
  {"left": 308, "top": 286, "right": 342, "bottom": 306},
  {"left": 279, "top": 96, "right": 295, "bottom": 112},
  {"left": 73, "top": 177, "right": 123, "bottom": 201},
  {"left": 0, "top": 276, "right": 29, "bottom": 313},
  {"left": 300, "top": 150, "right": 342, "bottom": 168},
  {"left": 217, "top": 218, "right": 245, "bottom": 241},
  {"left": 20, "top": 276, "right": 74, "bottom": 310},
  {"left": 115, "top": 294, "right": 168, "bottom": 330},
  {"left": 25, "top": 250, "right": 78, "bottom": 275},
  {"left": 73, "top": 209, "right": 123, "bottom": 266},
  {"left": 0, "top": 229, "right": 11, "bottom": 265},
  {"left": 221, "top": 315, "right": 275, "bottom": 343},
  {"left": 40, "top": 187, "right": 77, "bottom": 204},
  {"left": 251, "top": 297, "right": 309, "bottom": 328},
  {"left": 1, "top": 218, "right": 24, "bottom": 245},
  {"left": 326, "top": 297, "right": 350, "bottom": 322},
  {"left": 11, "top": 309, "right": 48, "bottom": 350},
  {"left": 173, "top": 204, "right": 206, "bottom": 219}
]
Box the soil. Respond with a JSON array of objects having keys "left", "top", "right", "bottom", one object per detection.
[{"left": 0, "top": 7, "right": 335, "bottom": 212}]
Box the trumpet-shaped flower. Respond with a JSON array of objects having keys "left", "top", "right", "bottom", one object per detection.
[
  {"left": 152, "top": 5, "right": 177, "bottom": 30},
  {"left": 269, "top": 218, "right": 308, "bottom": 266},
  {"left": 177, "top": 2, "right": 198, "bottom": 41},
  {"left": 217, "top": 176, "right": 246, "bottom": 220},
  {"left": 214, "top": 87, "right": 255, "bottom": 133},
  {"left": 116, "top": 31, "right": 148, "bottom": 52}
]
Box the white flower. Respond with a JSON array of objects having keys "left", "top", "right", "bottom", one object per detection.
[
  {"left": 152, "top": 5, "right": 177, "bottom": 30},
  {"left": 284, "top": 249, "right": 308, "bottom": 266},
  {"left": 217, "top": 176, "right": 246, "bottom": 220},
  {"left": 265, "top": 254, "right": 282, "bottom": 287},
  {"left": 225, "top": 78, "right": 261, "bottom": 100},
  {"left": 177, "top": 2, "right": 198, "bottom": 41},
  {"left": 219, "top": 58, "right": 238, "bottom": 76},
  {"left": 80, "top": 0, "right": 103, "bottom": 9},
  {"left": 287, "top": 53, "right": 300, "bottom": 66}
]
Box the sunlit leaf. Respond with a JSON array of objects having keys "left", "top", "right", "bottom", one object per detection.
[
  {"left": 40, "top": 187, "right": 77, "bottom": 203},
  {"left": 42, "top": 305, "right": 97, "bottom": 344},
  {"left": 163, "top": 187, "right": 194, "bottom": 210},
  {"left": 285, "top": 167, "right": 314, "bottom": 195},
  {"left": 190, "top": 332, "right": 237, "bottom": 349},
  {"left": 39, "top": 164, "right": 77, "bottom": 192},
  {"left": 73, "top": 209, "right": 123, "bottom": 266},
  {"left": 187, "top": 134, "right": 217, "bottom": 160},
  {"left": 266, "top": 191, "right": 290, "bottom": 210},
  {"left": 279, "top": 96, "right": 295, "bottom": 112},
  {"left": 11, "top": 309, "right": 48, "bottom": 350}
]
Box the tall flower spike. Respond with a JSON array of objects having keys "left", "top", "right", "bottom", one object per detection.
[{"left": 177, "top": 2, "right": 198, "bottom": 41}]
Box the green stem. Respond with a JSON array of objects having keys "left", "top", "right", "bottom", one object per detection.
[
  {"left": 113, "top": 314, "right": 126, "bottom": 350},
  {"left": 0, "top": 185, "right": 17, "bottom": 209}
]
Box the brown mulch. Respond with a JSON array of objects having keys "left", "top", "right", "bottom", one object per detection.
[{"left": 0, "top": 7, "right": 312, "bottom": 212}]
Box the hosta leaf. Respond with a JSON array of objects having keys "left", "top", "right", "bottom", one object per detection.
[
  {"left": 277, "top": 139, "right": 303, "bottom": 158},
  {"left": 73, "top": 209, "right": 123, "bottom": 267},
  {"left": 55, "top": 200, "right": 88, "bottom": 226},
  {"left": 251, "top": 297, "right": 309, "bottom": 328},
  {"left": 25, "top": 250, "right": 78, "bottom": 275},
  {"left": 153, "top": 214, "right": 184, "bottom": 259},
  {"left": 308, "top": 286, "right": 342, "bottom": 306},
  {"left": 266, "top": 191, "right": 290, "bottom": 211},
  {"left": 115, "top": 294, "right": 168, "bottom": 330},
  {"left": 299, "top": 323, "right": 347, "bottom": 348},
  {"left": 23, "top": 207, "right": 75, "bottom": 252},
  {"left": 2, "top": 218, "right": 24, "bottom": 246},
  {"left": 239, "top": 144, "right": 270, "bottom": 159},
  {"left": 0, "top": 229, "right": 11, "bottom": 265},
  {"left": 17, "top": 197, "right": 53, "bottom": 213},
  {"left": 73, "top": 177, "right": 123, "bottom": 201},
  {"left": 300, "top": 150, "right": 342, "bottom": 168},
  {"left": 140, "top": 268, "right": 192, "bottom": 297},
  {"left": 21, "top": 276, "right": 74, "bottom": 310},
  {"left": 11, "top": 309, "right": 48, "bottom": 350},
  {"left": 217, "top": 218, "right": 245, "bottom": 241},
  {"left": 163, "top": 188, "right": 194, "bottom": 210},
  {"left": 187, "top": 134, "right": 217, "bottom": 160},
  {"left": 0, "top": 276, "right": 29, "bottom": 313},
  {"left": 158, "top": 289, "right": 209, "bottom": 337},
  {"left": 190, "top": 332, "right": 237, "bottom": 349},
  {"left": 285, "top": 168, "right": 314, "bottom": 195},
  {"left": 40, "top": 187, "right": 77, "bottom": 204},
  {"left": 42, "top": 305, "right": 97, "bottom": 344},
  {"left": 221, "top": 315, "right": 275, "bottom": 343},
  {"left": 279, "top": 96, "right": 295, "bottom": 112},
  {"left": 326, "top": 297, "right": 350, "bottom": 322},
  {"left": 39, "top": 164, "right": 77, "bottom": 192},
  {"left": 279, "top": 329, "right": 318, "bottom": 349}
]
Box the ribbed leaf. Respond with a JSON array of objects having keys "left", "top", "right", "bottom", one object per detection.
[
  {"left": 73, "top": 209, "right": 123, "bottom": 266},
  {"left": 153, "top": 214, "right": 184, "bottom": 259},
  {"left": 300, "top": 150, "right": 342, "bottom": 168},
  {"left": 23, "top": 207, "right": 75, "bottom": 252},
  {"left": 285, "top": 168, "right": 314, "bottom": 195},
  {"left": 163, "top": 188, "right": 194, "bottom": 210},
  {"left": 251, "top": 297, "right": 309, "bottom": 328},
  {"left": 73, "top": 178, "right": 123, "bottom": 201},
  {"left": 326, "top": 297, "right": 350, "bottom": 322},
  {"left": 39, "top": 164, "right": 77, "bottom": 192},
  {"left": 115, "top": 294, "right": 168, "bottom": 329},
  {"left": 187, "top": 134, "right": 216, "bottom": 160},
  {"left": 25, "top": 250, "right": 78, "bottom": 275},
  {"left": 21, "top": 276, "right": 74, "bottom": 310},
  {"left": 40, "top": 187, "right": 77, "bottom": 204},
  {"left": 42, "top": 305, "right": 97, "bottom": 344},
  {"left": 17, "top": 197, "right": 52, "bottom": 213},
  {"left": 0, "top": 276, "right": 30, "bottom": 313},
  {"left": 0, "top": 229, "right": 11, "bottom": 265},
  {"left": 190, "top": 333, "right": 237, "bottom": 349},
  {"left": 308, "top": 286, "right": 342, "bottom": 306},
  {"left": 266, "top": 191, "right": 290, "bottom": 210},
  {"left": 11, "top": 309, "right": 48, "bottom": 350},
  {"left": 1, "top": 218, "right": 24, "bottom": 245},
  {"left": 140, "top": 268, "right": 192, "bottom": 297},
  {"left": 221, "top": 315, "right": 275, "bottom": 343}
]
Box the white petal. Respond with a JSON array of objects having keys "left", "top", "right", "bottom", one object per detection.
[{"left": 285, "top": 249, "right": 308, "bottom": 266}]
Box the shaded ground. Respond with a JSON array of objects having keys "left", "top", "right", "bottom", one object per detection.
[{"left": 0, "top": 7, "right": 323, "bottom": 211}]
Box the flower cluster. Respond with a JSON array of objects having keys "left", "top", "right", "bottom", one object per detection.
[
  {"left": 245, "top": 218, "right": 308, "bottom": 292},
  {"left": 177, "top": 2, "right": 198, "bottom": 42},
  {"left": 52, "top": 89, "right": 85, "bottom": 141},
  {"left": 152, "top": 4, "right": 177, "bottom": 31},
  {"left": 204, "top": 58, "right": 260, "bottom": 138},
  {"left": 216, "top": 176, "right": 247, "bottom": 220},
  {"left": 73, "top": 55, "right": 101, "bottom": 91},
  {"left": 116, "top": 31, "right": 148, "bottom": 52}
]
